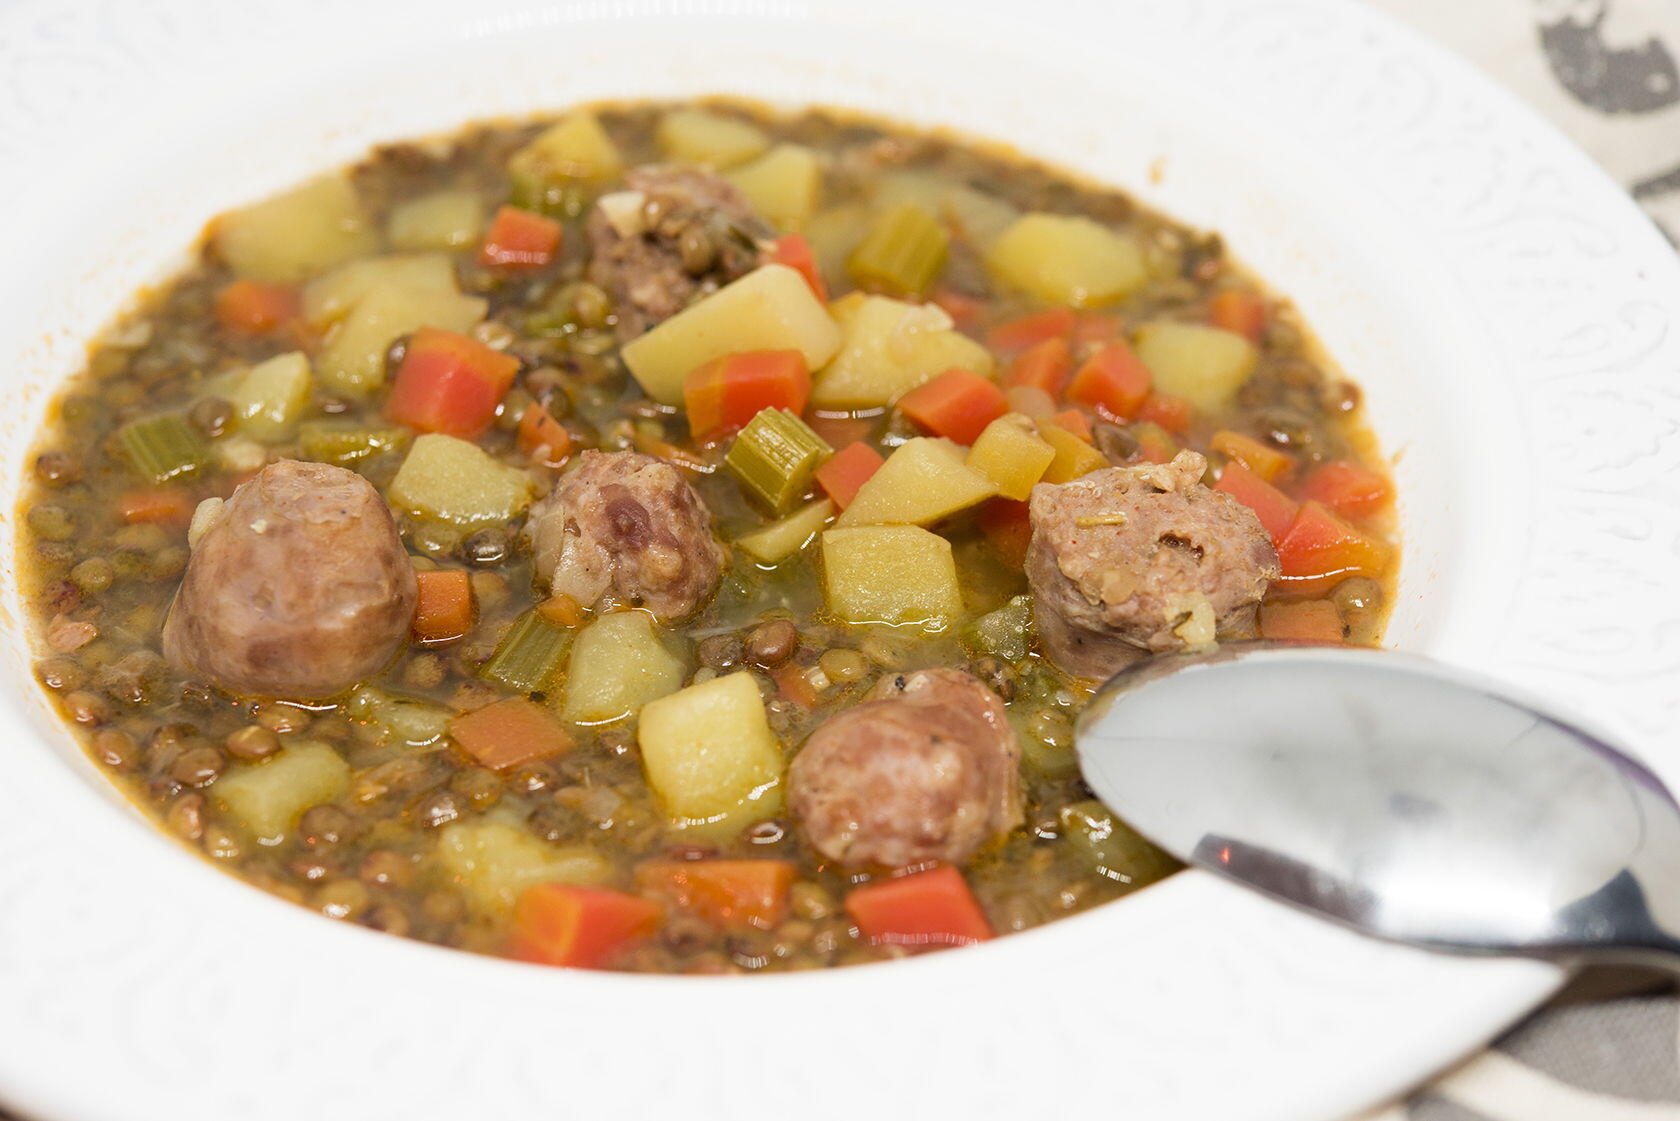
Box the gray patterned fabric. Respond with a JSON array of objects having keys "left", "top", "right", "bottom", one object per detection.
[{"left": 1356, "top": 8, "right": 1680, "bottom": 1119}]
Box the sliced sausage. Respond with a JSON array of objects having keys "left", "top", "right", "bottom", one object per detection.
[
  {"left": 586, "top": 165, "right": 769, "bottom": 338},
  {"left": 527, "top": 450, "right": 724, "bottom": 622},
  {"left": 1026, "top": 450, "right": 1278, "bottom": 679},
  {"left": 162, "top": 459, "right": 416, "bottom": 698},
  {"left": 788, "top": 668, "right": 1023, "bottom": 870}
]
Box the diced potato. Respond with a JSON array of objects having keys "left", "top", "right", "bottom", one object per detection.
[
  {"left": 736, "top": 498, "right": 834, "bottom": 564},
  {"left": 621, "top": 265, "right": 842, "bottom": 406},
  {"left": 229, "top": 351, "right": 312, "bottom": 442},
  {"left": 389, "top": 433, "right": 533, "bottom": 529},
  {"left": 811, "top": 295, "right": 994, "bottom": 408},
  {"left": 559, "top": 611, "right": 686, "bottom": 725},
  {"left": 873, "top": 170, "right": 947, "bottom": 212},
  {"left": 803, "top": 204, "right": 871, "bottom": 280},
  {"left": 1132, "top": 321, "right": 1259, "bottom": 411},
  {"left": 1039, "top": 424, "right": 1109, "bottom": 484},
  {"left": 821, "top": 525, "right": 964, "bottom": 627},
  {"left": 836, "top": 438, "right": 997, "bottom": 527},
  {"left": 434, "top": 820, "right": 611, "bottom": 913},
  {"left": 213, "top": 740, "right": 350, "bottom": 843},
  {"left": 726, "top": 144, "right": 821, "bottom": 229},
  {"left": 387, "top": 190, "right": 484, "bottom": 251},
  {"left": 985, "top": 213, "right": 1147, "bottom": 308},
  {"left": 301, "top": 253, "right": 460, "bottom": 326},
  {"left": 942, "top": 184, "right": 1019, "bottom": 248},
  {"left": 638, "top": 672, "right": 785, "bottom": 830},
  {"left": 656, "top": 108, "right": 770, "bottom": 168},
  {"left": 213, "top": 174, "right": 379, "bottom": 284},
  {"left": 315, "top": 283, "right": 485, "bottom": 395},
  {"left": 967, "top": 413, "right": 1056, "bottom": 500},
  {"left": 508, "top": 111, "right": 623, "bottom": 186}
]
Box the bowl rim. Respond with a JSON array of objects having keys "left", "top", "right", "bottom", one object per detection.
[{"left": 0, "top": 1, "right": 1678, "bottom": 1119}]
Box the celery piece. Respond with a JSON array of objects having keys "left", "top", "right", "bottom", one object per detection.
[
  {"left": 724, "top": 408, "right": 832, "bottom": 514},
  {"left": 298, "top": 420, "right": 411, "bottom": 466},
  {"left": 481, "top": 611, "right": 571, "bottom": 695},
  {"left": 846, "top": 204, "right": 950, "bottom": 297},
  {"left": 1059, "top": 799, "right": 1180, "bottom": 889},
  {"left": 118, "top": 414, "right": 209, "bottom": 483},
  {"left": 963, "top": 594, "right": 1035, "bottom": 662}
]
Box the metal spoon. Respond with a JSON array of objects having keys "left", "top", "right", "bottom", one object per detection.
[{"left": 1075, "top": 643, "right": 1680, "bottom": 969}]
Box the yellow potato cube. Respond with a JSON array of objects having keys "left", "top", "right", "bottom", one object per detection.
[
  {"left": 214, "top": 740, "right": 350, "bottom": 843},
  {"left": 821, "top": 525, "right": 963, "bottom": 627},
  {"left": 967, "top": 413, "right": 1056, "bottom": 500},
  {"left": 621, "top": 264, "right": 842, "bottom": 405},
  {"left": 301, "top": 252, "right": 459, "bottom": 326},
  {"left": 386, "top": 190, "right": 485, "bottom": 251},
  {"left": 657, "top": 108, "right": 770, "bottom": 168},
  {"left": 509, "top": 111, "right": 623, "bottom": 185},
  {"left": 1133, "top": 321, "right": 1259, "bottom": 412},
  {"left": 726, "top": 144, "right": 822, "bottom": 229},
  {"left": 836, "top": 438, "right": 997, "bottom": 527},
  {"left": 811, "top": 295, "right": 994, "bottom": 408},
  {"left": 229, "top": 351, "right": 312, "bottom": 442},
  {"left": 389, "top": 434, "right": 533, "bottom": 529},
  {"left": 736, "top": 498, "right": 834, "bottom": 564},
  {"left": 985, "top": 213, "right": 1147, "bottom": 308},
  {"left": 315, "top": 283, "right": 485, "bottom": 395},
  {"left": 1039, "top": 424, "right": 1110, "bottom": 484},
  {"left": 559, "top": 611, "right": 687, "bottom": 725},
  {"left": 433, "top": 821, "right": 611, "bottom": 913},
  {"left": 213, "top": 174, "right": 378, "bottom": 284},
  {"left": 638, "top": 672, "right": 785, "bottom": 830}
]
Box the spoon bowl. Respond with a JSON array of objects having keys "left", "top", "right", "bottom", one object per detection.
[{"left": 1076, "top": 644, "right": 1680, "bottom": 969}]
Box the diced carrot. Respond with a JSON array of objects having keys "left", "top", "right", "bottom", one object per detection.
[
  {"left": 214, "top": 279, "right": 299, "bottom": 335},
  {"left": 412, "top": 570, "right": 475, "bottom": 646},
  {"left": 1210, "top": 430, "right": 1294, "bottom": 482},
  {"left": 845, "top": 865, "right": 993, "bottom": 948},
  {"left": 536, "top": 593, "right": 587, "bottom": 629},
  {"left": 117, "top": 487, "right": 194, "bottom": 526},
  {"left": 517, "top": 402, "right": 572, "bottom": 468},
  {"left": 1131, "top": 421, "right": 1180, "bottom": 465},
  {"left": 1047, "top": 408, "right": 1093, "bottom": 443},
  {"left": 682, "top": 349, "right": 811, "bottom": 445},
  {"left": 634, "top": 859, "right": 796, "bottom": 929},
  {"left": 986, "top": 307, "right": 1075, "bottom": 353},
  {"left": 1209, "top": 289, "right": 1266, "bottom": 342},
  {"left": 1005, "top": 337, "right": 1073, "bottom": 398},
  {"left": 1072, "top": 311, "right": 1122, "bottom": 347},
  {"left": 1297, "top": 460, "right": 1393, "bottom": 521},
  {"left": 1214, "top": 462, "right": 1298, "bottom": 545},
  {"left": 479, "top": 205, "right": 562, "bottom": 269},
  {"left": 1275, "top": 501, "right": 1392, "bottom": 596},
  {"left": 770, "top": 234, "right": 828, "bottom": 302},
  {"left": 1137, "top": 392, "right": 1193, "bottom": 435},
  {"left": 510, "top": 884, "right": 661, "bottom": 969},
  {"left": 771, "top": 661, "right": 823, "bottom": 709},
  {"left": 813, "top": 441, "right": 884, "bottom": 510},
  {"left": 1259, "top": 600, "right": 1346, "bottom": 643},
  {"left": 931, "top": 287, "right": 985, "bottom": 327},
  {"left": 1067, "top": 341, "right": 1151, "bottom": 421},
  {"left": 979, "top": 498, "right": 1033, "bottom": 567},
  {"left": 387, "top": 327, "right": 520, "bottom": 439},
  {"left": 897, "top": 369, "right": 1009, "bottom": 445},
  {"left": 448, "top": 697, "right": 574, "bottom": 772}
]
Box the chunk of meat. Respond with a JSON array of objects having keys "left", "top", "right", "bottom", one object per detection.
[
  {"left": 527, "top": 450, "right": 724, "bottom": 622},
  {"left": 161, "top": 460, "right": 417, "bottom": 698},
  {"left": 788, "top": 668, "right": 1022, "bottom": 870},
  {"left": 1027, "top": 451, "right": 1278, "bottom": 679},
  {"left": 586, "top": 165, "right": 769, "bottom": 337}
]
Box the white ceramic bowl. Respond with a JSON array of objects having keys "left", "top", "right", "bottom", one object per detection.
[{"left": 1, "top": 1, "right": 1677, "bottom": 1119}]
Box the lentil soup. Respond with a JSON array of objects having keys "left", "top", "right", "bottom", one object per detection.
[{"left": 17, "top": 100, "right": 1397, "bottom": 973}]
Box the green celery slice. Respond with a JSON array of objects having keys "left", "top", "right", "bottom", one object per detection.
[
  {"left": 724, "top": 408, "right": 832, "bottom": 514},
  {"left": 118, "top": 414, "right": 209, "bottom": 483},
  {"left": 846, "top": 204, "right": 950, "bottom": 297},
  {"left": 480, "top": 611, "right": 571, "bottom": 695}
]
